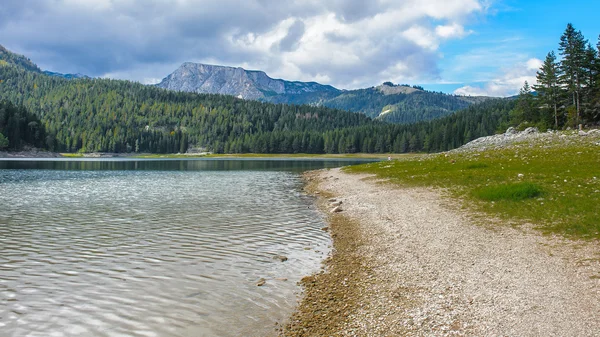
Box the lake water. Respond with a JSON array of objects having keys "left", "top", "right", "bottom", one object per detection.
[{"left": 0, "top": 158, "right": 374, "bottom": 337}]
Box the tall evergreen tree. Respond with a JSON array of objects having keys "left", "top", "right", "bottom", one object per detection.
[
  {"left": 534, "top": 51, "right": 562, "bottom": 128},
  {"left": 0, "top": 132, "right": 8, "bottom": 149},
  {"left": 510, "top": 81, "right": 535, "bottom": 126},
  {"left": 583, "top": 44, "right": 600, "bottom": 121},
  {"left": 558, "top": 23, "right": 588, "bottom": 125}
]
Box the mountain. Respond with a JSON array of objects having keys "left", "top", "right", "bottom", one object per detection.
[
  {"left": 0, "top": 45, "right": 88, "bottom": 80},
  {"left": 0, "top": 44, "right": 512, "bottom": 155},
  {"left": 158, "top": 62, "right": 494, "bottom": 124},
  {"left": 43, "top": 71, "right": 89, "bottom": 80},
  {"left": 0, "top": 44, "right": 41, "bottom": 73},
  {"left": 0, "top": 47, "right": 375, "bottom": 154},
  {"left": 156, "top": 62, "right": 340, "bottom": 101}
]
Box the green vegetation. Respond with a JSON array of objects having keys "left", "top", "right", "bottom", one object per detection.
[
  {"left": 0, "top": 44, "right": 515, "bottom": 155},
  {"left": 321, "top": 86, "right": 475, "bottom": 123},
  {"left": 0, "top": 100, "right": 47, "bottom": 150},
  {"left": 0, "top": 45, "right": 41, "bottom": 73},
  {"left": 346, "top": 136, "right": 600, "bottom": 239},
  {"left": 0, "top": 23, "right": 597, "bottom": 155},
  {"left": 512, "top": 23, "right": 600, "bottom": 129},
  {"left": 472, "top": 182, "right": 543, "bottom": 201},
  {"left": 0, "top": 132, "right": 8, "bottom": 149}
]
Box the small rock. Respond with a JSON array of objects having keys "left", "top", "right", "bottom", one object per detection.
[
  {"left": 321, "top": 226, "right": 329, "bottom": 231},
  {"left": 505, "top": 127, "right": 517, "bottom": 135},
  {"left": 256, "top": 278, "right": 266, "bottom": 286},
  {"left": 523, "top": 127, "right": 539, "bottom": 134},
  {"left": 579, "top": 130, "right": 588, "bottom": 136},
  {"left": 331, "top": 200, "right": 343, "bottom": 206},
  {"left": 331, "top": 206, "right": 343, "bottom": 213},
  {"left": 518, "top": 173, "right": 524, "bottom": 178},
  {"left": 328, "top": 198, "right": 337, "bottom": 202},
  {"left": 274, "top": 255, "right": 288, "bottom": 262},
  {"left": 275, "top": 278, "right": 288, "bottom": 281}
]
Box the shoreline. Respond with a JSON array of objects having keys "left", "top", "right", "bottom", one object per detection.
[
  {"left": 282, "top": 167, "right": 600, "bottom": 335},
  {"left": 0, "top": 151, "right": 400, "bottom": 160}
]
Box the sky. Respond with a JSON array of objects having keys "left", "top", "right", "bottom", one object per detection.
[{"left": 0, "top": 0, "right": 598, "bottom": 97}]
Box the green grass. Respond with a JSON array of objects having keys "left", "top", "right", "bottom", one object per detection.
[
  {"left": 472, "top": 182, "right": 543, "bottom": 201},
  {"left": 345, "top": 137, "right": 600, "bottom": 239},
  {"left": 60, "top": 153, "right": 85, "bottom": 157}
]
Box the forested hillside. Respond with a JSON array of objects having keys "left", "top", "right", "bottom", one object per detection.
[
  {"left": 321, "top": 85, "right": 476, "bottom": 123},
  {"left": 0, "top": 100, "right": 47, "bottom": 150},
  {"left": 0, "top": 45, "right": 41, "bottom": 73},
  {"left": 157, "top": 61, "right": 492, "bottom": 124},
  {"left": 0, "top": 44, "right": 514, "bottom": 154},
  {"left": 0, "top": 59, "right": 374, "bottom": 153}
]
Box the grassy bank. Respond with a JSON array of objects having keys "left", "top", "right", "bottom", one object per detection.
[{"left": 346, "top": 138, "right": 600, "bottom": 239}]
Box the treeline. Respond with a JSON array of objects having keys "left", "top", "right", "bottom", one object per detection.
[
  {"left": 0, "top": 61, "right": 373, "bottom": 153},
  {"left": 0, "top": 100, "right": 47, "bottom": 150},
  {"left": 512, "top": 24, "right": 600, "bottom": 129},
  {"left": 0, "top": 43, "right": 516, "bottom": 155},
  {"left": 215, "top": 99, "right": 514, "bottom": 154}
]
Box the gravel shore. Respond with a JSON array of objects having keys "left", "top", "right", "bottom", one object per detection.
[{"left": 282, "top": 168, "right": 600, "bottom": 336}]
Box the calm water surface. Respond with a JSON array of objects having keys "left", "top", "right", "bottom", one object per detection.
[{"left": 0, "top": 159, "right": 374, "bottom": 337}]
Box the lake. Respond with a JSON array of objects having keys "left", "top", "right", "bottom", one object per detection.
[{"left": 0, "top": 158, "right": 374, "bottom": 337}]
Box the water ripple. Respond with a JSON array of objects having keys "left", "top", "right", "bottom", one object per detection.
[{"left": 0, "top": 170, "right": 330, "bottom": 337}]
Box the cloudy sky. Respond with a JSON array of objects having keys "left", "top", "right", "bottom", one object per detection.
[{"left": 0, "top": 0, "right": 598, "bottom": 96}]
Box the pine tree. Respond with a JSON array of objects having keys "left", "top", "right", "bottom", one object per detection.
[
  {"left": 510, "top": 81, "right": 535, "bottom": 127},
  {"left": 534, "top": 51, "right": 562, "bottom": 129},
  {"left": 582, "top": 44, "right": 600, "bottom": 121},
  {"left": 559, "top": 23, "right": 587, "bottom": 125},
  {"left": 0, "top": 132, "right": 8, "bottom": 149}
]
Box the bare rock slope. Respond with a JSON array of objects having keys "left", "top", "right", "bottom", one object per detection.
[{"left": 156, "top": 62, "right": 339, "bottom": 100}]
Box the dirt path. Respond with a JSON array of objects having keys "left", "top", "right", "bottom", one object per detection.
[{"left": 283, "top": 168, "right": 600, "bottom": 336}]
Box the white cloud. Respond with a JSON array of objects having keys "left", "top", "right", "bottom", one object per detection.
[
  {"left": 435, "top": 23, "right": 471, "bottom": 38},
  {"left": 526, "top": 58, "right": 543, "bottom": 70},
  {"left": 453, "top": 57, "right": 543, "bottom": 97},
  {"left": 0, "top": 0, "right": 488, "bottom": 89}
]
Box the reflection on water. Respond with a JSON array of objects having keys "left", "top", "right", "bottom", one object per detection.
[
  {"left": 0, "top": 159, "right": 371, "bottom": 337},
  {"left": 0, "top": 158, "right": 374, "bottom": 171}
]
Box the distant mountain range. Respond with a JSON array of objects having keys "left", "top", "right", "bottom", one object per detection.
[
  {"left": 157, "top": 62, "right": 494, "bottom": 123},
  {"left": 0, "top": 43, "right": 514, "bottom": 156},
  {"left": 42, "top": 71, "right": 89, "bottom": 79},
  {"left": 1, "top": 43, "right": 495, "bottom": 125}
]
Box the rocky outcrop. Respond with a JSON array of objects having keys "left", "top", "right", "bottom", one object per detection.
[
  {"left": 455, "top": 127, "right": 600, "bottom": 152},
  {"left": 156, "top": 62, "right": 339, "bottom": 100}
]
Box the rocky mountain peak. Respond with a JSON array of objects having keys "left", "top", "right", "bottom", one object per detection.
[{"left": 156, "top": 62, "right": 339, "bottom": 100}]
